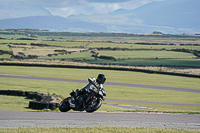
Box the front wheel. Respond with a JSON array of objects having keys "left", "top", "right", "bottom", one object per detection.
[
  {"left": 86, "top": 98, "right": 102, "bottom": 113},
  {"left": 59, "top": 97, "right": 71, "bottom": 112}
]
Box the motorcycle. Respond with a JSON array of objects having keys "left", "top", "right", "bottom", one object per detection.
[{"left": 59, "top": 87, "right": 106, "bottom": 113}]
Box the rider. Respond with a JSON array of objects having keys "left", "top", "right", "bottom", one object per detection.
[{"left": 69, "top": 74, "right": 106, "bottom": 107}]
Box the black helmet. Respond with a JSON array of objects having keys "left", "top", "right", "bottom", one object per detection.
[{"left": 97, "top": 74, "right": 106, "bottom": 84}]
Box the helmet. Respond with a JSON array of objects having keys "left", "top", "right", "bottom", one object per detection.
[{"left": 96, "top": 74, "right": 106, "bottom": 84}]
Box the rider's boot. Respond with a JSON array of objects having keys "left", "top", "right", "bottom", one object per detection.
[
  {"left": 69, "top": 97, "right": 76, "bottom": 108},
  {"left": 69, "top": 89, "right": 80, "bottom": 108}
]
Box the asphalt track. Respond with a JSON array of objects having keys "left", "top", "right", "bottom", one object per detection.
[{"left": 0, "top": 110, "right": 200, "bottom": 129}]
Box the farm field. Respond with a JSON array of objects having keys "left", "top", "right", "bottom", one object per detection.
[
  {"left": 87, "top": 59, "right": 200, "bottom": 67},
  {"left": 1, "top": 41, "right": 200, "bottom": 67},
  {"left": 89, "top": 42, "right": 200, "bottom": 50},
  {"left": 1, "top": 30, "right": 200, "bottom": 71}
]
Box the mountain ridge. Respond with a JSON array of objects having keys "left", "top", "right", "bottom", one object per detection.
[{"left": 0, "top": 0, "right": 199, "bottom": 34}]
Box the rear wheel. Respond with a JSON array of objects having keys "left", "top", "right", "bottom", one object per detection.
[
  {"left": 86, "top": 98, "right": 102, "bottom": 113},
  {"left": 59, "top": 97, "right": 71, "bottom": 112}
]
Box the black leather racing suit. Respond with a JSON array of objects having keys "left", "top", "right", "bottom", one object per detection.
[{"left": 76, "top": 78, "right": 103, "bottom": 97}]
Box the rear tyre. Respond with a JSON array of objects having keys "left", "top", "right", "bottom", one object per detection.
[
  {"left": 86, "top": 99, "right": 102, "bottom": 113},
  {"left": 59, "top": 97, "right": 71, "bottom": 112}
]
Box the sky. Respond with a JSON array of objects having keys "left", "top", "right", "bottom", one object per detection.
[
  {"left": 43, "top": 0, "right": 162, "bottom": 17},
  {"left": 0, "top": 0, "right": 163, "bottom": 19}
]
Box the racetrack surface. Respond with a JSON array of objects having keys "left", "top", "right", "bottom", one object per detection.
[{"left": 0, "top": 110, "right": 200, "bottom": 129}]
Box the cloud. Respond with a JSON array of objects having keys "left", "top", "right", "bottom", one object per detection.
[
  {"left": 87, "top": 0, "right": 132, "bottom": 3},
  {"left": 0, "top": 0, "right": 52, "bottom": 20},
  {"left": 42, "top": 0, "right": 162, "bottom": 18},
  {"left": 0, "top": 0, "right": 162, "bottom": 19}
]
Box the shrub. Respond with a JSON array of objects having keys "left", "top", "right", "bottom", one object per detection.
[
  {"left": 54, "top": 50, "right": 67, "bottom": 53},
  {"left": 98, "top": 55, "right": 115, "bottom": 60}
]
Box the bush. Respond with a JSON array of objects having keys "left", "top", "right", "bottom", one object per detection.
[
  {"left": 30, "top": 43, "right": 49, "bottom": 46},
  {"left": 28, "top": 55, "right": 38, "bottom": 59},
  {"left": 98, "top": 55, "right": 115, "bottom": 60},
  {"left": 17, "top": 38, "right": 36, "bottom": 40},
  {"left": 0, "top": 50, "right": 12, "bottom": 55},
  {"left": 54, "top": 50, "right": 67, "bottom": 53}
]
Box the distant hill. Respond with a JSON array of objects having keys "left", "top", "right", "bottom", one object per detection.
[
  {"left": 0, "top": 0, "right": 199, "bottom": 34},
  {"left": 68, "top": 0, "right": 200, "bottom": 34},
  {"left": 131, "top": 0, "right": 200, "bottom": 29}
]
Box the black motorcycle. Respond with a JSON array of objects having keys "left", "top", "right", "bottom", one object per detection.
[{"left": 59, "top": 87, "right": 106, "bottom": 113}]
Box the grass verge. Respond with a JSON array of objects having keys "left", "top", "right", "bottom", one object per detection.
[
  {"left": 0, "top": 76, "right": 200, "bottom": 113},
  {"left": 0, "top": 95, "right": 32, "bottom": 111},
  {"left": 0, "top": 65, "right": 199, "bottom": 89},
  {"left": 0, "top": 127, "right": 199, "bottom": 133}
]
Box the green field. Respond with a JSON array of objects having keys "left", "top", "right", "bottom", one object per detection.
[
  {"left": 0, "top": 40, "right": 88, "bottom": 47},
  {"left": 0, "top": 66, "right": 200, "bottom": 113},
  {"left": 89, "top": 42, "right": 200, "bottom": 50},
  {"left": 87, "top": 59, "right": 200, "bottom": 67},
  {"left": 97, "top": 50, "right": 195, "bottom": 59},
  {"left": 0, "top": 45, "right": 10, "bottom": 51},
  {"left": 1, "top": 29, "right": 200, "bottom": 69},
  {"left": 0, "top": 38, "right": 199, "bottom": 68},
  {"left": 42, "top": 50, "right": 196, "bottom": 59},
  {"left": 0, "top": 66, "right": 199, "bottom": 88}
]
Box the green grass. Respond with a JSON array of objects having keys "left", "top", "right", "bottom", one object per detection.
[
  {"left": 0, "top": 77, "right": 84, "bottom": 98},
  {"left": 90, "top": 42, "right": 200, "bottom": 50},
  {"left": 0, "top": 45, "right": 10, "bottom": 51},
  {"left": 0, "top": 35, "right": 30, "bottom": 39},
  {"left": 97, "top": 50, "right": 195, "bottom": 59},
  {"left": 0, "top": 127, "right": 199, "bottom": 133},
  {"left": 1, "top": 39, "right": 200, "bottom": 50},
  {"left": 0, "top": 66, "right": 200, "bottom": 113},
  {"left": 0, "top": 54, "right": 11, "bottom": 58},
  {"left": 11, "top": 46, "right": 87, "bottom": 57},
  {"left": 104, "top": 101, "right": 200, "bottom": 114},
  {"left": 42, "top": 51, "right": 93, "bottom": 60},
  {"left": 0, "top": 66, "right": 200, "bottom": 89},
  {"left": 1, "top": 39, "right": 199, "bottom": 68},
  {"left": 43, "top": 50, "right": 196, "bottom": 61},
  {"left": 0, "top": 39, "right": 38, "bottom": 44},
  {"left": 33, "top": 40, "right": 89, "bottom": 47},
  {"left": 0, "top": 95, "right": 128, "bottom": 112},
  {"left": 0, "top": 39, "right": 89, "bottom": 47},
  {"left": 0, "top": 77, "right": 199, "bottom": 104},
  {"left": 0, "top": 95, "right": 32, "bottom": 111},
  {"left": 0, "top": 45, "right": 11, "bottom": 59},
  {"left": 88, "top": 59, "right": 200, "bottom": 67}
]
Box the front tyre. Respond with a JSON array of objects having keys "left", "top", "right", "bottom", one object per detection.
[
  {"left": 59, "top": 97, "right": 71, "bottom": 112},
  {"left": 86, "top": 98, "right": 102, "bottom": 113}
]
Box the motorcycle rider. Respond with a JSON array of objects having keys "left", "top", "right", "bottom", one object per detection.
[{"left": 69, "top": 74, "right": 106, "bottom": 107}]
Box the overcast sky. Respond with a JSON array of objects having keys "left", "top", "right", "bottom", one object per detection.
[
  {"left": 0, "top": 0, "right": 163, "bottom": 19},
  {"left": 42, "top": 0, "right": 163, "bottom": 17}
]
